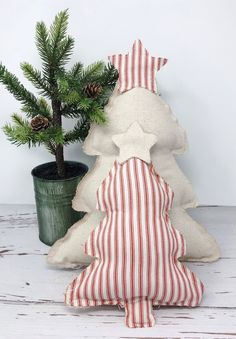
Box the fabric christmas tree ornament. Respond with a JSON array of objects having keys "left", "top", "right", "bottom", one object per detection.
[
  {"left": 48, "top": 40, "right": 220, "bottom": 268},
  {"left": 65, "top": 158, "right": 204, "bottom": 328}
]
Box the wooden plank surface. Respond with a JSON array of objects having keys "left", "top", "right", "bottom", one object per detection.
[{"left": 0, "top": 205, "right": 236, "bottom": 338}]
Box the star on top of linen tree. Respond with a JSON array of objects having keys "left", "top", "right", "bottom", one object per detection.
[
  {"left": 112, "top": 121, "right": 157, "bottom": 164},
  {"left": 108, "top": 39, "right": 167, "bottom": 94}
]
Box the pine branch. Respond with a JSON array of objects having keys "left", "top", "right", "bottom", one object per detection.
[
  {"left": 80, "top": 61, "right": 105, "bottom": 85},
  {"left": 11, "top": 113, "right": 29, "bottom": 127},
  {"left": 69, "top": 62, "right": 83, "bottom": 77},
  {"left": 35, "top": 21, "right": 52, "bottom": 78},
  {"left": 101, "top": 63, "right": 119, "bottom": 87},
  {"left": 0, "top": 63, "right": 46, "bottom": 117},
  {"left": 96, "top": 87, "right": 114, "bottom": 106},
  {"left": 56, "top": 36, "right": 74, "bottom": 67},
  {"left": 37, "top": 97, "right": 52, "bottom": 116},
  {"left": 61, "top": 91, "right": 91, "bottom": 109},
  {"left": 57, "top": 75, "right": 69, "bottom": 95},
  {"left": 20, "top": 96, "right": 52, "bottom": 119},
  {"left": 50, "top": 9, "right": 69, "bottom": 58},
  {"left": 60, "top": 105, "right": 85, "bottom": 118},
  {"left": 43, "top": 127, "right": 64, "bottom": 145},
  {"left": 64, "top": 118, "right": 90, "bottom": 144},
  {"left": 3, "top": 113, "right": 33, "bottom": 147},
  {"left": 3, "top": 114, "right": 64, "bottom": 148},
  {"left": 63, "top": 90, "right": 81, "bottom": 105},
  {"left": 88, "top": 105, "right": 107, "bottom": 124},
  {"left": 57, "top": 72, "right": 81, "bottom": 98},
  {"left": 36, "top": 10, "right": 73, "bottom": 77},
  {"left": 21, "top": 62, "right": 51, "bottom": 97}
]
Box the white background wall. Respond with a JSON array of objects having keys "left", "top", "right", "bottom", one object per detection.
[{"left": 0, "top": 0, "right": 235, "bottom": 205}]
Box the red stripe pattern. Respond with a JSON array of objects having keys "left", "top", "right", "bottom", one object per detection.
[
  {"left": 65, "top": 158, "right": 204, "bottom": 328},
  {"left": 108, "top": 40, "right": 168, "bottom": 94}
]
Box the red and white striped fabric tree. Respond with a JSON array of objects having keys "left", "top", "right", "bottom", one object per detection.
[{"left": 65, "top": 145, "right": 204, "bottom": 327}]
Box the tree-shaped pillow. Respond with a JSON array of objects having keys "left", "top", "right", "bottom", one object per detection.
[{"left": 65, "top": 158, "right": 204, "bottom": 328}]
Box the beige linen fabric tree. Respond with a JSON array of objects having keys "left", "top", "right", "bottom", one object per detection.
[{"left": 48, "top": 86, "right": 220, "bottom": 268}]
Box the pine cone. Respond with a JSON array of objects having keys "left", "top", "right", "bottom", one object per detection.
[
  {"left": 30, "top": 115, "right": 49, "bottom": 132},
  {"left": 83, "top": 83, "right": 102, "bottom": 98}
]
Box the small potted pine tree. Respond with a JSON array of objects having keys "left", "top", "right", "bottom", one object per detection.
[{"left": 0, "top": 10, "right": 118, "bottom": 245}]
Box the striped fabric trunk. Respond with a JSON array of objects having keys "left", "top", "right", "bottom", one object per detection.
[{"left": 65, "top": 158, "right": 204, "bottom": 328}]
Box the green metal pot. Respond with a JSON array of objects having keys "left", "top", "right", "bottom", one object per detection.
[{"left": 31, "top": 161, "right": 88, "bottom": 246}]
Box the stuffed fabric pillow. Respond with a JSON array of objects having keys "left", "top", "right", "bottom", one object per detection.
[
  {"left": 65, "top": 158, "right": 204, "bottom": 328},
  {"left": 48, "top": 88, "right": 220, "bottom": 267}
]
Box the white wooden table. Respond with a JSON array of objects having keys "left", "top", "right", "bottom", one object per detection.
[{"left": 0, "top": 205, "right": 236, "bottom": 339}]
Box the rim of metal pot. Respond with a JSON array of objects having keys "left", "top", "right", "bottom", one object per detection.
[{"left": 31, "top": 161, "right": 88, "bottom": 182}]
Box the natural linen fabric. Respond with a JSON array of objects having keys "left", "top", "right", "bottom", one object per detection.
[{"left": 65, "top": 158, "right": 204, "bottom": 328}]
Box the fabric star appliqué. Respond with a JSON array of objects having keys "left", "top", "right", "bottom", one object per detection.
[
  {"left": 108, "top": 39, "right": 167, "bottom": 94},
  {"left": 112, "top": 121, "right": 157, "bottom": 164}
]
